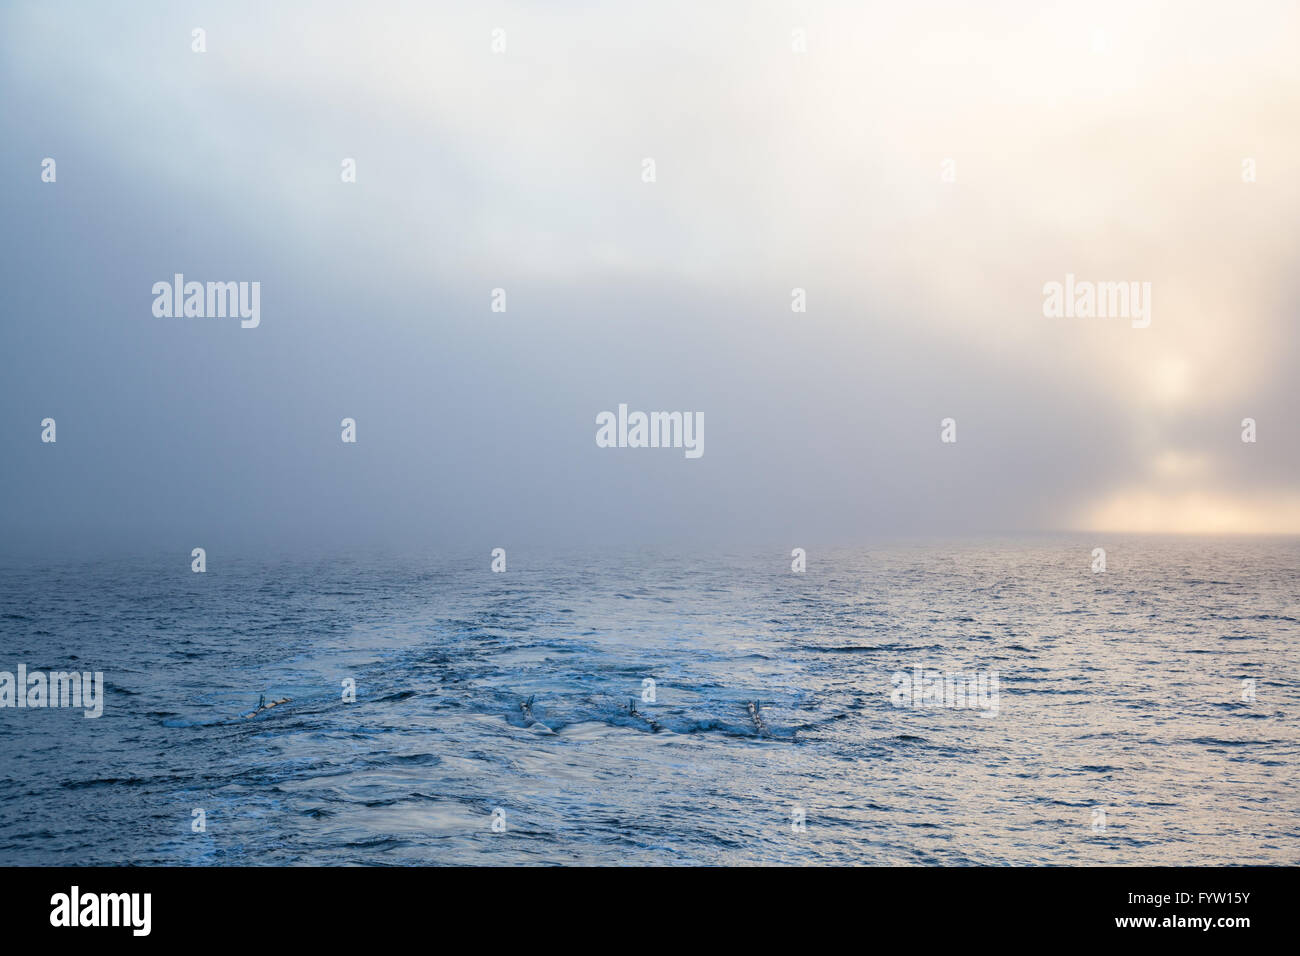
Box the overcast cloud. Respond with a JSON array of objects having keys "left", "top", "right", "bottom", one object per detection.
[{"left": 2, "top": 0, "right": 1297, "bottom": 556}]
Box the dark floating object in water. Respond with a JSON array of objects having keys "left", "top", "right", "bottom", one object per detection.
[
  {"left": 626, "top": 698, "right": 662, "bottom": 733},
  {"left": 746, "top": 700, "right": 770, "bottom": 736},
  {"left": 517, "top": 694, "right": 555, "bottom": 733},
  {"left": 239, "top": 694, "right": 291, "bottom": 719}
]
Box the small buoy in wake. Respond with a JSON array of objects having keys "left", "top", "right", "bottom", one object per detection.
[{"left": 239, "top": 694, "right": 291, "bottom": 719}]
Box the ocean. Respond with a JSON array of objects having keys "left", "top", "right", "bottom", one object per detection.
[{"left": 0, "top": 537, "right": 1296, "bottom": 865}]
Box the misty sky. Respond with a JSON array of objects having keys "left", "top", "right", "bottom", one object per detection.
[{"left": 2, "top": 0, "right": 1298, "bottom": 556}]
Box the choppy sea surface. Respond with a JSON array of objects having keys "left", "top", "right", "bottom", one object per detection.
[{"left": 0, "top": 537, "right": 1296, "bottom": 865}]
